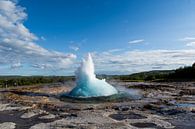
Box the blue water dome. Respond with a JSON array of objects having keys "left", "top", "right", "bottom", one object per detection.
[{"left": 69, "top": 53, "right": 118, "bottom": 97}]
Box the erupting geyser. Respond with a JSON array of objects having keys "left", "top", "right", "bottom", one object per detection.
[{"left": 69, "top": 53, "right": 118, "bottom": 97}]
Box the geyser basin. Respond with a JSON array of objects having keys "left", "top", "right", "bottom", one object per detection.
[
  {"left": 60, "top": 88, "right": 142, "bottom": 103},
  {"left": 68, "top": 53, "right": 118, "bottom": 97}
]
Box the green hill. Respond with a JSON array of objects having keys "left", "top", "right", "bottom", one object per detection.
[
  {"left": 109, "top": 62, "right": 195, "bottom": 81},
  {"left": 168, "top": 62, "right": 195, "bottom": 80},
  {"left": 109, "top": 70, "right": 174, "bottom": 81}
]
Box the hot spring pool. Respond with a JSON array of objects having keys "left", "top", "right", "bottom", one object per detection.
[{"left": 59, "top": 86, "right": 142, "bottom": 103}]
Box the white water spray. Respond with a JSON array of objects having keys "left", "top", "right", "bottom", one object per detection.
[{"left": 69, "top": 53, "right": 118, "bottom": 97}]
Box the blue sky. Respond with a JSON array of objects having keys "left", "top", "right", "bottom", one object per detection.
[
  {"left": 0, "top": 0, "right": 195, "bottom": 75},
  {"left": 21, "top": 0, "right": 195, "bottom": 51}
]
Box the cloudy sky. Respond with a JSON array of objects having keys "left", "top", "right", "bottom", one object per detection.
[{"left": 0, "top": 0, "right": 195, "bottom": 75}]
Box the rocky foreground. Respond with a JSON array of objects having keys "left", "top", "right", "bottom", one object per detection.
[{"left": 0, "top": 81, "right": 195, "bottom": 129}]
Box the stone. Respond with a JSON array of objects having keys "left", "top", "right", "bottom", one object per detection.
[{"left": 0, "top": 122, "right": 16, "bottom": 129}]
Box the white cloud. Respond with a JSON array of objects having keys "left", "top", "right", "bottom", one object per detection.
[
  {"left": 0, "top": 0, "right": 76, "bottom": 74},
  {"left": 186, "top": 42, "right": 195, "bottom": 47},
  {"left": 180, "top": 37, "right": 195, "bottom": 41},
  {"left": 32, "top": 64, "right": 52, "bottom": 69},
  {"left": 107, "top": 49, "right": 123, "bottom": 53},
  {"left": 180, "top": 36, "right": 195, "bottom": 47},
  {"left": 40, "top": 36, "right": 46, "bottom": 41},
  {"left": 92, "top": 49, "right": 195, "bottom": 74},
  {"left": 69, "top": 45, "right": 79, "bottom": 51},
  {"left": 68, "top": 39, "right": 87, "bottom": 51},
  {"left": 128, "top": 39, "right": 144, "bottom": 44},
  {"left": 11, "top": 62, "right": 22, "bottom": 69}
]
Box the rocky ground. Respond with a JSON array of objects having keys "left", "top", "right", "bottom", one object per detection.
[{"left": 0, "top": 81, "right": 195, "bottom": 129}]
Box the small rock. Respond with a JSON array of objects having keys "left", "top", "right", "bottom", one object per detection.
[
  {"left": 112, "top": 106, "right": 120, "bottom": 111},
  {"left": 21, "top": 110, "right": 45, "bottom": 118},
  {"left": 70, "top": 113, "right": 77, "bottom": 117},
  {"left": 39, "top": 114, "right": 56, "bottom": 119},
  {"left": 84, "top": 107, "right": 94, "bottom": 110},
  {"left": 121, "top": 106, "right": 129, "bottom": 111},
  {"left": 0, "top": 122, "right": 16, "bottom": 129},
  {"left": 192, "top": 110, "right": 195, "bottom": 113}
]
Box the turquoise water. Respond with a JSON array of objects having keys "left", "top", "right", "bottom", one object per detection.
[
  {"left": 60, "top": 85, "right": 142, "bottom": 103},
  {"left": 68, "top": 54, "right": 118, "bottom": 97}
]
